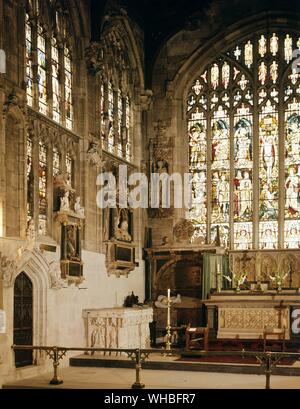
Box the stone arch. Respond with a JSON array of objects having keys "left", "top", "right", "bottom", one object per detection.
[
  {"left": 171, "top": 12, "right": 300, "bottom": 100},
  {"left": 5, "top": 247, "right": 51, "bottom": 369},
  {"left": 154, "top": 255, "right": 202, "bottom": 297},
  {"left": 101, "top": 15, "right": 144, "bottom": 100},
  {"left": 14, "top": 249, "right": 50, "bottom": 345}
]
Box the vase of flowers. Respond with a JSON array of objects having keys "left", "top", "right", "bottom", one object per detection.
[
  {"left": 269, "top": 271, "right": 288, "bottom": 292},
  {"left": 223, "top": 272, "right": 247, "bottom": 293}
]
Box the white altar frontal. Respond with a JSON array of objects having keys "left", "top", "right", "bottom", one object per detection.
[
  {"left": 83, "top": 307, "right": 153, "bottom": 352},
  {"left": 204, "top": 291, "right": 300, "bottom": 340}
]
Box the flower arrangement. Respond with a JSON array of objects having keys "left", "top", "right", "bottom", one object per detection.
[
  {"left": 223, "top": 272, "right": 247, "bottom": 292},
  {"left": 269, "top": 271, "right": 288, "bottom": 292}
]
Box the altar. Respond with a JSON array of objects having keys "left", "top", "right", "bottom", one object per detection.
[
  {"left": 204, "top": 291, "right": 300, "bottom": 340},
  {"left": 82, "top": 307, "right": 153, "bottom": 352}
]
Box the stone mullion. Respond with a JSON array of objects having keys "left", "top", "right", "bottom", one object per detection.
[
  {"left": 19, "top": 123, "right": 27, "bottom": 239},
  {"left": 252, "top": 39, "right": 260, "bottom": 250},
  {"left": 31, "top": 17, "right": 39, "bottom": 112},
  {"left": 47, "top": 139, "right": 54, "bottom": 237},
  {"left": 113, "top": 88, "right": 118, "bottom": 156},
  {"left": 206, "top": 106, "right": 212, "bottom": 244},
  {"left": 0, "top": 92, "right": 6, "bottom": 237},
  {"left": 33, "top": 120, "right": 40, "bottom": 234},
  {"left": 278, "top": 49, "right": 286, "bottom": 249},
  {"left": 60, "top": 45, "right": 66, "bottom": 128},
  {"left": 45, "top": 34, "right": 52, "bottom": 120},
  {"left": 102, "top": 81, "right": 109, "bottom": 151},
  {"left": 122, "top": 96, "right": 126, "bottom": 158},
  {"left": 229, "top": 104, "right": 235, "bottom": 250}
]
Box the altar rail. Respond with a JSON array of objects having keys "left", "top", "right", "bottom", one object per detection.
[{"left": 11, "top": 345, "right": 300, "bottom": 389}]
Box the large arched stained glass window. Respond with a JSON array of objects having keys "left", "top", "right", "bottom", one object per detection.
[{"left": 187, "top": 31, "right": 300, "bottom": 250}]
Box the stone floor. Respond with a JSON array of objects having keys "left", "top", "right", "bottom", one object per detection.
[{"left": 3, "top": 366, "right": 300, "bottom": 389}]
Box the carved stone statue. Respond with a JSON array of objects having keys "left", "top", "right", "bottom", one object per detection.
[
  {"left": 60, "top": 191, "right": 70, "bottom": 212},
  {"left": 114, "top": 210, "right": 132, "bottom": 242},
  {"left": 74, "top": 196, "right": 85, "bottom": 217},
  {"left": 26, "top": 218, "right": 36, "bottom": 250},
  {"left": 0, "top": 252, "right": 16, "bottom": 287},
  {"left": 49, "top": 260, "right": 64, "bottom": 290},
  {"left": 115, "top": 220, "right": 132, "bottom": 242},
  {"left": 87, "top": 141, "right": 104, "bottom": 168}
]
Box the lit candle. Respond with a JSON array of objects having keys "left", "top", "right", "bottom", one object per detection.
[{"left": 167, "top": 288, "right": 170, "bottom": 299}]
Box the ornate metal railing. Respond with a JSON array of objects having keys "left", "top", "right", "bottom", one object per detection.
[{"left": 11, "top": 345, "right": 300, "bottom": 389}]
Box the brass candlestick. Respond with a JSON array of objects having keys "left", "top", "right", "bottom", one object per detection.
[
  {"left": 216, "top": 264, "right": 221, "bottom": 293},
  {"left": 164, "top": 289, "right": 172, "bottom": 354}
]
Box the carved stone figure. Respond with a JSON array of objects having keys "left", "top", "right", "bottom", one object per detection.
[
  {"left": 49, "top": 260, "right": 64, "bottom": 290},
  {"left": 74, "top": 196, "right": 85, "bottom": 217},
  {"left": 26, "top": 218, "right": 36, "bottom": 250},
  {"left": 60, "top": 191, "right": 70, "bottom": 212},
  {"left": 114, "top": 210, "right": 132, "bottom": 242},
  {"left": 90, "top": 318, "right": 106, "bottom": 348},
  {"left": 87, "top": 141, "right": 104, "bottom": 168},
  {"left": 0, "top": 252, "right": 16, "bottom": 287}
]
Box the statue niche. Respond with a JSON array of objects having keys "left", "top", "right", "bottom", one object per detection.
[
  {"left": 54, "top": 172, "right": 85, "bottom": 285},
  {"left": 104, "top": 207, "right": 136, "bottom": 278}
]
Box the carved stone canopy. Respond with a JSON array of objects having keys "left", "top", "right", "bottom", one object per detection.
[{"left": 85, "top": 42, "right": 105, "bottom": 75}]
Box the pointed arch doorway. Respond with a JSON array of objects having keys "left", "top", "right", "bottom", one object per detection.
[{"left": 13, "top": 272, "right": 33, "bottom": 368}]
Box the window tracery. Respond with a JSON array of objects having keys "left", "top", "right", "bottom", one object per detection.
[{"left": 187, "top": 31, "right": 300, "bottom": 250}]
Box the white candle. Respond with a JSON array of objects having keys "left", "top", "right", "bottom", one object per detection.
[{"left": 167, "top": 288, "right": 170, "bottom": 299}]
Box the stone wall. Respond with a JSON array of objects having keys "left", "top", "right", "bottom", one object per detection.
[{"left": 0, "top": 0, "right": 146, "bottom": 387}]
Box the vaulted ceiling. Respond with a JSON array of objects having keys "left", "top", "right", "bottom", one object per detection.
[{"left": 91, "top": 0, "right": 300, "bottom": 87}]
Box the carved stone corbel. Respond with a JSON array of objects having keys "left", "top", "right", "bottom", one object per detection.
[{"left": 140, "top": 90, "right": 153, "bottom": 111}]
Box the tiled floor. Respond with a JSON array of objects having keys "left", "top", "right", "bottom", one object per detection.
[{"left": 3, "top": 366, "right": 300, "bottom": 389}]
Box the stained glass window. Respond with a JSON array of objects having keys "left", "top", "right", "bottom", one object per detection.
[
  {"left": 52, "top": 37, "right": 61, "bottom": 123},
  {"left": 37, "top": 24, "right": 47, "bottom": 115},
  {"left": 53, "top": 147, "right": 61, "bottom": 176},
  {"left": 117, "top": 89, "right": 123, "bottom": 158},
  {"left": 284, "top": 95, "right": 300, "bottom": 247},
  {"left": 38, "top": 141, "right": 47, "bottom": 235},
  {"left": 188, "top": 31, "right": 300, "bottom": 250},
  {"left": 125, "top": 96, "right": 131, "bottom": 161},
  {"left": 64, "top": 46, "right": 73, "bottom": 129},
  {"left": 100, "top": 83, "right": 107, "bottom": 150},
  {"left": 25, "top": 15, "right": 34, "bottom": 107},
  {"left": 25, "top": 10, "right": 74, "bottom": 130},
  {"left": 108, "top": 81, "right": 115, "bottom": 154},
  {"left": 259, "top": 101, "right": 279, "bottom": 249},
  {"left": 66, "top": 153, "right": 73, "bottom": 187}
]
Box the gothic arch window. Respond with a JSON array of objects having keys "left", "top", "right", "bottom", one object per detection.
[
  {"left": 25, "top": 1, "right": 74, "bottom": 130},
  {"left": 53, "top": 146, "right": 61, "bottom": 176},
  {"left": 187, "top": 30, "right": 300, "bottom": 250},
  {"left": 65, "top": 152, "right": 73, "bottom": 187},
  {"left": 101, "top": 80, "right": 133, "bottom": 162}
]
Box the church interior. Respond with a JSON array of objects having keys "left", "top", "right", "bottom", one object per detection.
[{"left": 1, "top": 0, "right": 300, "bottom": 390}]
